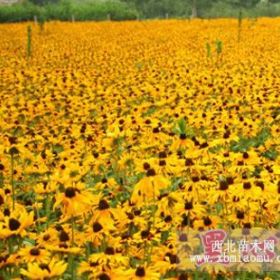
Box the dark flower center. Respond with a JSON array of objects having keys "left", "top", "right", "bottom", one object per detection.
[
  {"left": 236, "top": 210, "right": 245, "bottom": 220},
  {"left": 255, "top": 181, "right": 264, "bottom": 190},
  {"left": 134, "top": 209, "right": 141, "bottom": 216},
  {"left": 184, "top": 201, "right": 193, "bottom": 210},
  {"left": 192, "top": 176, "right": 199, "bottom": 182},
  {"left": 219, "top": 181, "right": 229, "bottom": 191},
  {"left": 185, "top": 158, "right": 194, "bottom": 166},
  {"left": 200, "top": 142, "right": 208, "bottom": 149},
  {"left": 243, "top": 152, "right": 249, "bottom": 159},
  {"left": 99, "top": 273, "right": 111, "bottom": 280},
  {"left": 55, "top": 224, "right": 63, "bottom": 231},
  {"left": 226, "top": 177, "right": 234, "bottom": 185},
  {"left": 180, "top": 134, "right": 187, "bottom": 140},
  {"left": 43, "top": 234, "right": 50, "bottom": 241},
  {"left": 203, "top": 217, "right": 212, "bottom": 226},
  {"left": 4, "top": 209, "right": 10, "bottom": 216},
  {"left": 90, "top": 261, "right": 98, "bottom": 267},
  {"left": 65, "top": 187, "right": 76, "bottom": 198},
  {"left": 59, "top": 243, "right": 68, "bottom": 249},
  {"left": 127, "top": 212, "right": 134, "bottom": 220},
  {"left": 164, "top": 215, "right": 172, "bottom": 222},
  {"left": 0, "top": 255, "right": 9, "bottom": 263},
  {"left": 146, "top": 168, "right": 156, "bottom": 177},
  {"left": 105, "top": 247, "right": 115, "bottom": 255},
  {"left": 39, "top": 264, "right": 50, "bottom": 273},
  {"left": 30, "top": 248, "right": 40, "bottom": 256},
  {"left": 159, "top": 151, "right": 167, "bottom": 158},
  {"left": 233, "top": 196, "right": 240, "bottom": 202},
  {"left": 93, "top": 152, "right": 99, "bottom": 158},
  {"left": 143, "top": 162, "right": 150, "bottom": 170},
  {"left": 135, "top": 267, "right": 145, "bottom": 277},
  {"left": 9, "top": 218, "right": 20, "bottom": 231},
  {"left": 141, "top": 230, "right": 150, "bottom": 239},
  {"left": 9, "top": 147, "right": 19, "bottom": 155},
  {"left": 101, "top": 178, "right": 107, "bottom": 183},
  {"left": 59, "top": 231, "right": 69, "bottom": 242},
  {"left": 243, "top": 182, "right": 251, "bottom": 190},
  {"left": 93, "top": 222, "right": 103, "bottom": 232},
  {"left": 167, "top": 253, "right": 179, "bottom": 264},
  {"left": 179, "top": 273, "right": 189, "bottom": 280},
  {"left": 98, "top": 199, "right": 110, "bottom": 210}
]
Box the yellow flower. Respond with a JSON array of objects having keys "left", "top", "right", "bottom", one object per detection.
[
  {"left": 84, "top": 219, "right": 116, "bottom": 246},
  {"left": 127, "top": 265, "right": 160, "bottom": 280},
  {"left": 0, "top": 208, "right": 33, "bottom": 238},
  {"left": 131, "top": 168, "right": 169, "bottom": 206},
  {"left": 20, "top": 258, "right": 67, "bottom": 279},
  {"left": 18, "top": 246, "right": 50, "bottom": 263},
  {"left": 54, "top": 186, "right": 98, "bottom": 217}
]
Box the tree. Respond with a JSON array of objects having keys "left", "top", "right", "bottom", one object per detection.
[
  {"left": 29, "top": 0, "right": 60, "bottom": 5},
  {"left": 189, "top": 0, "right": 216, "bottom": 18},
  {"left": 191, "top": 0, "right": 197, "bottom": 17}
]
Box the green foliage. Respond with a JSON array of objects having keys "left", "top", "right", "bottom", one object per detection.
[
  {"left": 261, "top": 147, "right": 279, "bottom": 161},
  {"left": 27, "top": 25, "right": 32, "bottom": 58},
  {"left": 237, "top": 9, "right": 242, "bottom": 41},
  {"left": 141, "top": 0, "right": 190, "bottom": 18},
  {"left": 215, "top": 39, "right": 223, "bottom": 55},
  {"left": 1, "top": 0, "right": 280, "bottom": 22},
  {"left": 230, "top": 127, "right": 271, "bottom": 152},
  {"left": 0, "top": 0, "right": 138, "bottom": 22},
  {"left": 177, "top": 118, "right": 187, "bottom": 134},
  {"left": 29, "top": 0, "right": 60, "bottom": 6},
  {"left": 206, "top": 42, "right": 211, "bottom": 58},
  {"left": 0, "top": 2, "right": 41, "bottom": 22}
]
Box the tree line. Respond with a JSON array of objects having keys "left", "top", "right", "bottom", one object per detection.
[{"left": 1, "top": 0, "right": 280, "bottom": 23}]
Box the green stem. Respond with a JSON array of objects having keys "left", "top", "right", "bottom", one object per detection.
[
  {"left": 70, "top": 217, "right": 76, "bottom": 280},
  {"left": 193, "top": 270, "right": 199, "bottom": 280},
  {"left": 71, "top": 216, "right": 75, "bottom": 246},
  {"left": 11, "top": 154, "right": 15, "bottom": 210},
  {"left": 69, "top": 254, "right": 75, "bottom": 280},
  {"left": 45, "top": 194, "right": 51, "bottom": 229},
  {"left": 8, "top": 238, "right": 13, "bottom": 254},
  {"left": 27, "top": 25, "right": 32, "bottom": 59}
]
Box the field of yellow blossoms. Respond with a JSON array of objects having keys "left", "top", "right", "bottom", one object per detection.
[{"left": 0, "top": 18, "right": 280, "bottom": 279}]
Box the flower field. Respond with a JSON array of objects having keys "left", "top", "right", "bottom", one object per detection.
[{"left": 0, "top": 19, "right": 280, "bottom": 279}]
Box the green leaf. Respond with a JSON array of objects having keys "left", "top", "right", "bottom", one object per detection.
[
  {"left": 206, "top": 42, "right": 211, "bottom": 58},
  {"left": 23, "top": 238, "right": 36, "bottom": 246},
  {"left": 160, "top": 230, "right": 169, "bottom": 243},
  {"left": 271, "top": 107, "right": 280, "bottom": 119},
  {"left": 216, "top": 203, "right": 223, "bottom": 214},
  {"left": 178, "top": 118, "right": 187, "bottom": 134},
  {"left": 208, "top": 144, "right": 223, "bottom": 154},
  {"left": 230, "top": 127, "right": 271, "bottom": 152},
  {"left": 254, "top": 127, "right": 271, "bottom": 147},
  {"left": 52, "top": 144, "right": 64, "bottom": 154},
  {"left": 262, "top": 148, "right": 279, "bottom": 161},
  {"left": 142, "top": 106, "right": 157, "bottom": 117}
]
